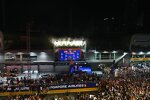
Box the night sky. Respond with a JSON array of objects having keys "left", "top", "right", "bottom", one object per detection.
[{"left": 0, "top": 0, "right": 147, "bottom": 51}]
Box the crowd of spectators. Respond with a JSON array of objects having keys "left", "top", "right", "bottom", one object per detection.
[
  {"left": 0, "top": 71, "right": 101, "bottom": 92},
  {"left": 0, "top": 66, "right": 149, "bottom": 99},
  {"left": 98, "top": 75, "right": 150, "bottom": 99}
]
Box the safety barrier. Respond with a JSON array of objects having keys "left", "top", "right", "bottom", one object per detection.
[{"left": 0, "top": 87, "right": 98, "bottom": 96}]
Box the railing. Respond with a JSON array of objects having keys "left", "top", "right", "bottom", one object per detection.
[
  {"left": 0, "top": 82, "right": 98, "bottom": 96},
  {"left": 86, "top": 59, "right": 114, "bottom": 63},
  {"left": 0, "top": 87, "right": 98, "bottom": 96}
]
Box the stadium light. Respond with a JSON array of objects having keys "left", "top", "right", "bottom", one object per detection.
[
  {"left": 5, "top": 52, "right": 12, "bottom": 54},
  {"left": 30, "top": 52, "right": 37, "bottom": 56},
  {"left": 132, "top": 52, "right": 136, "bottom": 55},
  {"left": 146, "top": 51, "right": 150, "bottom": 54},
  {"left": 17, "top": 52, "right": 23, "bottom": 55},
  {"left": 112, "top": 51, "right": 117, "bottom": 53},
  {"left": 103, "top": 51, "right": 109, "bottom": 53},
  {"left": 94, "top": 50, "right": 99, "bottom": 54},
  {"left": 123, "top": 52, "right": 128, "bottom": 55},
  {"left": 139, "top": 51, "right": 144, "bottom": 55},
  {"left": 39, "top": 52, "right": 47, "bottom": 60}
]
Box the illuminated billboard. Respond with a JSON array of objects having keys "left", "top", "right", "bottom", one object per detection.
[
  {"left": 130, "top": 58, "right": 150, "bottom": 61},
  {"left": 59, "top": 49, "right": 81, "bottom": 61},
  {"left": 52, "top": 38, "right": 86, "bottom": 47},
  {"left": 70, "top": 64, "right": 92, "bottom": 74}
]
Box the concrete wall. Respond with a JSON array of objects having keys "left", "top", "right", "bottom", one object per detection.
[
  {"left": 86, "top": 52, "right": 95, "bottom": 60},
  {"left": 55, "top": 65, "right": 70, "bottom": 72},
  {"left": 37, "top": 51, "right": 54, "bottom": 61},
  {"left": 39, "top": 65, "right": 54, "bottom": 72}
]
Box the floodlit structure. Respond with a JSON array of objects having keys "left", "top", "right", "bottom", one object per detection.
[
  {"left": 52, "top": 38, "right": 86, "bottom": 47},
  {"left": 51, "top": 38, "right": 87, "bottom": 52},
  {"left": 130, "top": 34, "right": 150, "bottom": 69},
  {"left": 130, "top": 34, "right": 150, "bottom": 51},
  {"left": 0, "top": 37, "right": 128, "bottom": 74}
]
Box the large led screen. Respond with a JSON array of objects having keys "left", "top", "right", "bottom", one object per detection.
[
  {"left": 70, "top": 65, "right": 92, "bottom": 74},
  {"left": 59, "top": 49, "right": 81, "bottom": 61}
]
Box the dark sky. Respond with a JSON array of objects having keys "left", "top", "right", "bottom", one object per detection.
[{"left": 0, "top": 0, "right": 146, "bottom": 51}]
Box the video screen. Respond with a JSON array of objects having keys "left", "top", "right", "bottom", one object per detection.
[
  {"left": 59, "top": 49, "right": 81, "bottom": 61},
  {"left": 70, "top": 65, "right": 92, "bottom": 74}
]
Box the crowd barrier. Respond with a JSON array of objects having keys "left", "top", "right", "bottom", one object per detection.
[
  {"left": 0, "top": 82, "right": 99, "bottom": 96},
  {"left": 0, "top": 87, "right": 98, "bottom": 96}
]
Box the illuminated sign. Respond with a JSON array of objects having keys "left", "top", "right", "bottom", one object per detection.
[
  {"left": 46, "top": 83, "right": 98, "bottom": 89},
  {"left": 59, "top": 49, "right": 81, "bottom": 61},
  {"left": 130, "top": 58, "right": 150, "bottom": 61},
  {"left": 5, "top": 83, "right": 98, "bottom": 91},
  {"left": 7, "top": 86, "right": 30, "bottom": 91},
  {"left": 70, "top": 65, "right": 92, "bottom": 74},
  {"left": 52, "top": 38, "right": 86, "bottom": 47},
  {"left": 48, "top": 84, "right": 86, "bottom": 89}
]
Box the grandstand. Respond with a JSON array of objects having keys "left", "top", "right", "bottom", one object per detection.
[
  {"left": 0, "top": 36, "right": 149, "bottom": 99},
  {"left": 0, "top": 50, "right": 127, "bottom": 75},
  {"left": 129, "top": 34, "right": 150, "bottom": 69},
  {"left": 0, "top": 38, "right": 128, "bottom": 74},
  {"left": 130, "top": 34, "right": 150, "bottom": 51}
]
